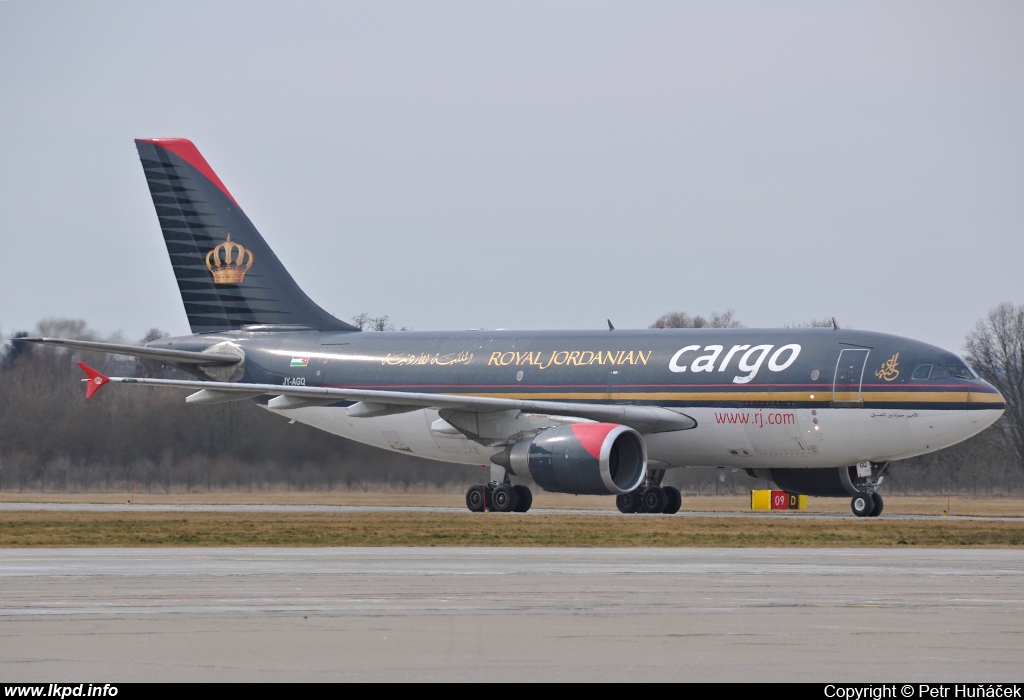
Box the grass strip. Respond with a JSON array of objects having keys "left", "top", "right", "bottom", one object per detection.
[{"left": 0, "top": 511, "right": 1022, "bottom": 547}]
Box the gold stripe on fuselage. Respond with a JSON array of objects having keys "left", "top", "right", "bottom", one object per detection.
[{"left": 441, "top": 390, "right": 1004, "bottom": 405}]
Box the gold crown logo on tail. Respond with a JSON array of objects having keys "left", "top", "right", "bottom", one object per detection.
[{"left": 205, "top": 234, "right": 254, "bottom": 284}]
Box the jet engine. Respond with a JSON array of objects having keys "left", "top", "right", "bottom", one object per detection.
[{"left": 492, "top": 423, "right": 646, "bottom": 495}]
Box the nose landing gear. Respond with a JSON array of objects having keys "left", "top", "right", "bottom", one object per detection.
[
  {"left": 852, "top": 491, "right": 884, "bottom": 518},
  {"left": 847, "top": 462, "right": 889, "bottom": 518},
  {"left": 851, "top": 492, "right": 873, "bottom": 517}
]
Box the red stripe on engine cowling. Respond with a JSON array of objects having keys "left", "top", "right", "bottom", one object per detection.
[
  {"left": 570, "top": 423, "right": 619, "bottom": 460},
  {"left": 137, "top": 138, "right": 240, "bottom": 208}
]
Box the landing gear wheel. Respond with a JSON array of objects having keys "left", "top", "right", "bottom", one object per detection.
[
  {"left": 851, "top": 492, "right": 874, "bottom": 518},
  {"left": 870, "top": 492, "right": 884, "bottom": 518},
  {"left": 512, "top": 485, "right": 533, "bottom": 513},
  {"left": 662, "top": 486, "right": 682, "bottom": 515},
  {"left": 641, "top": 487, "right": 667, "bottom": 514},
  {"left": 616, "top": 491, "right": 642, "bottom": 514},
  {"left": 490, "top": 483, "right": 518, "bottom": 513},
  {"left": 466, "top": 485, "right": 486, "bottom": 512}
]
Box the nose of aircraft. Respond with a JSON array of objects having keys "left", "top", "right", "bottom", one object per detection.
[
  {"left": 971, "top": 376, "right": 1006, "bottom": 408},
  {"left": 965, "top": 377, "right": 1005, "bottom": 434}
]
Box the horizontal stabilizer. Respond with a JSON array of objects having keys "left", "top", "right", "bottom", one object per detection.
[{"left": 18, "top": 337, "right": 241, "bottom": 365}]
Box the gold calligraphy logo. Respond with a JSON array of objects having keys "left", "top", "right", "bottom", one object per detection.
[
  {"left": 383, "top": 350, "right": 474, "bottom": 367},
  {"left": 875, "top": 352, "right": 900, "bottom": 382},
  {"left": 205, "top": 234, "right": 254, "bottom": 284}
]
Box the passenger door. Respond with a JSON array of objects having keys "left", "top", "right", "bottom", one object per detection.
[{"left": 832, "top": 348, "right": 870, "bottom": 406}]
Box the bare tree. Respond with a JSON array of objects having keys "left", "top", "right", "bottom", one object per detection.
[
  {"left": 4, "top": 311, "right": 1022, "bottom": 493},
  {"left": 1, "top": 331, "right": 30, "bottom": 366},
  {"left": 785, "top": 317, "right": 837, "bottom": 329},
  {"left": 964, "top": 302, "right": 1024, "bottom": 470},
  {"left": 351, "top": 313, "right": 407, "bottom": 332},
  {"left": 368, "top": 315, "right": 396, "bottom": 332},
  {"left": 0, "top": 317, "right": 476, "bottom": 493},
  {"left": 36, "top": 318, "right": 99, "bottom": 341},
  {"left": 650, "top": 310, "right": 742, "bottom": 329}
]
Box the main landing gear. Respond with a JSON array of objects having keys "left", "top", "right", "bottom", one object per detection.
[
  {"left": 615, "top": 486, "right": 682, "bottom": 514},
  {"left": 465, "top": 481, "right": 533, "bottom": 513},
  {"left": 615, "top": 469, "right": 682, "bottom": 515}
]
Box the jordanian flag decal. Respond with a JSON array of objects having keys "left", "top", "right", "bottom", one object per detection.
[{"left": 290, "top": 357, "right": 310, "bottom": 367}]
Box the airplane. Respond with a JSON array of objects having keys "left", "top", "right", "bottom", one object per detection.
[{"left": 20, "top": 138, "right": 1006, "bottom": 517}]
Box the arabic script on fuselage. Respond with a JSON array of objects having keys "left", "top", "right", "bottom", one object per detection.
[{"left": 383, "top": 350, "right": 474, "bottom": 367}]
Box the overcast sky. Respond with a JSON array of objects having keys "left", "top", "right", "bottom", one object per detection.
[{"left": 1, "top": 1, "right": 1021, "bottom": 353}]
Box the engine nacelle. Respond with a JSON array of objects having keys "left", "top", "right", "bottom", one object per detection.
[
  {"left": 749, "top": 467, "right": 861, "bottom": 497},
  {"left": 493, "top": 423, "right": 646, "bottom": 495}
]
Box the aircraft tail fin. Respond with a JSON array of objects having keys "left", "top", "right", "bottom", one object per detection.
[{"left": 134, "top": 138, "right": 357, "bottom": 334}]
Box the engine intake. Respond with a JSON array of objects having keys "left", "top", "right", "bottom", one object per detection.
[{"left": 493, "top": 423, "right": 646, "bottom": 495}]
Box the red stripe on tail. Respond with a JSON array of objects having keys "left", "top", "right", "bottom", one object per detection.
[{"left": 136, "top": 138, "right": 240, "bottom": 208}]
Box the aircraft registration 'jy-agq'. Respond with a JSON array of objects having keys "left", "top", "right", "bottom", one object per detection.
[{"left": 23, "top": 139, "right": 1006, "bottom": 517}]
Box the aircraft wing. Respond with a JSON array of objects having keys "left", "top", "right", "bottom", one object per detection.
[
  {"left": 18, "top": 337, "right": 241, "bottom": 365},
  {"left": 77, "top": 363, "right": 695, "bottom": 434}
]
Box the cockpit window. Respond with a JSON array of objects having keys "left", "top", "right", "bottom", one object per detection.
[
  {"left": 930, "top": 365, "right": 948, "bottom": 379},
  {"left": 947, "top": 365, "right": 976, "bottom": 379},
  {"left": 912, "top": 364, "right": 932, "bottom": 380}
]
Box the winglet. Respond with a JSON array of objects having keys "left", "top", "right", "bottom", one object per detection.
[{"left": 78, "top": 362, "right": 110, "bottom": 399}]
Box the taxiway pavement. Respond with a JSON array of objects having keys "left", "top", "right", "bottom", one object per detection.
[{"left": 0, "top": 547, "right": 1021, "bottom": 681}]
